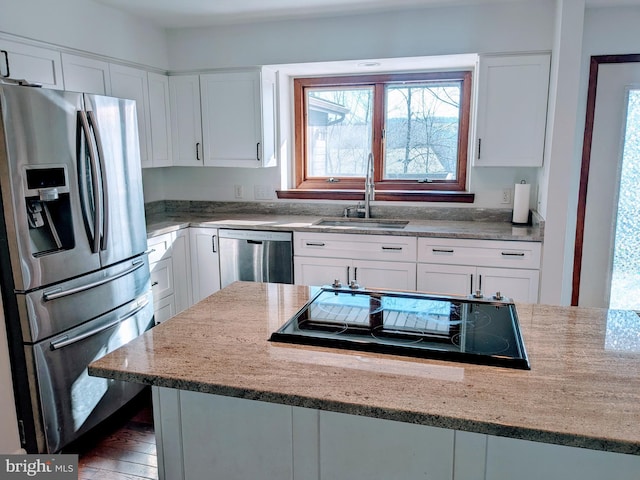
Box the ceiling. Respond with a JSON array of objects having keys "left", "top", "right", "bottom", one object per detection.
[{"left": 94, "top": 0, "right": 640, "bottom": 29}]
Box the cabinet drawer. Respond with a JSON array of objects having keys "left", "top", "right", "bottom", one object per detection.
[
  {"left": 150, "top": 257, "right": 174, "bottom": 300},
  {"left": 294, "top": 232, "right": 417, "bottom": 262},
  {"left": 147, "top": 232, "right": 173, "bottom": 263},
  {"left": 153, "top": 294, "right": 176, "bottom": 325},
  {"left": 417, "top": 238, "right": 541, "bottom": 269}
]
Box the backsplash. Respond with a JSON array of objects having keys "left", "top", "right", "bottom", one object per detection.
[{"left": 145, "top": 200, "right": 542, "bottom": 225}]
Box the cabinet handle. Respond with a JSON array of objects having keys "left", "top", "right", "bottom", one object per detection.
[
  {"left": 347, "top": 265, "right": 350, "bottom": 283},
  {"left": 256, "top": 142, "right": 261, "bottom": 162},
  {"left": 212, "top": 235, "right": 217, "bottom": 253},
  {"left": 381, "top": 246, "right": 402, "bottom": 251},
  {"left": 501, "top": 252, "right": 525, "bottom": 257},
  {"left": 152, "top": 281, "right": 159, "bottom": 287},
  {"left": 432, "top": 248, "right": 454, "bottom": 254},
  {"left": 470, "top": 274, "right": 474, "bottom": 295},
  {"left": 354, "top": 266, "right": 358, "bottom": 282},
  {"left": 478, "top": 274, "right": 483, "bottom": 292},
  {"left": 305, "top": 242, "right": 325, "bottom": 247},
  {"left": 196, "top": 142, "right": 201, "bottom": 161},
  {"left": 1, "top": 50, "right": 9, "bottom": 78},
  {"left": 477, "top": 138, "right": 482, "bottom": 160}
]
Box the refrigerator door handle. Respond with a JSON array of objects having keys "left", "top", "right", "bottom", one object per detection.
[
  {"left": 43, "top": 260, "right": 145, "bottom": 302},
  {"left": 49, "top": 299, "right": 150, "bottom": 351},
  {"left": 78, "top": 110, "right": 102, "bottom": 254},
  {"left": 87, "top": 110, "right": 109, "bottom": 251}
]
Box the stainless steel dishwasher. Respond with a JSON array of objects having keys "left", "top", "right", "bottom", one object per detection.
[{"left": 219, "top": 229, "right": 293, "bottom": 288}]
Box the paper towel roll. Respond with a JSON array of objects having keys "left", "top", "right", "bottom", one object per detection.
[{"left": 512, "top": 182, "right": 531, "bottom": 224}]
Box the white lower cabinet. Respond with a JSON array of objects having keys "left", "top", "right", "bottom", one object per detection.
[
  {"left": 483, "top": 435, "right": 640, "bottom": 480},
  {"left": 417, "top": 238, "right": 541, "bottom": 303},
  {"left": 153, "top": 389, "right": 639, "bottom": 480},
  {"left": 417, "top": 263, "right": 539, "bottom": 303},
  {"left": 147, "top": 228, "right": 191, "bottom": 324},
  {"left": 189, "top": 227, "right": 221, "bottom": 304},
  {"left": 294, "top": 232, "right": 418, "bottom": 291},
  {"left": 318, "top": 411, "right": 454, "bottom": 480},
  {"left": 295, "top": 256, "right": 417, "bottom": 291}
]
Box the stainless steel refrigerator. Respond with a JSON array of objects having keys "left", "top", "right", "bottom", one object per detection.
[{"left": 0, "top": 83, "right": 154, "bottom": 453}]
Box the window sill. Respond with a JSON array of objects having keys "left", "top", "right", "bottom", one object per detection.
[{"left": 276, "top": 189, "right": 475, "bottom": 203}]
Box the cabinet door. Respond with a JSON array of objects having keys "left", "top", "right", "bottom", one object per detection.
[
  {"left": 169, "top": 75, "right": 203, "bottom": 167},
  {"left": 354, "top": 259, "right": 417, "bottom": 291},
  {"left": 110, "top": 64, "right": 152, "bottom": 168},
  {"left": 319, "top": 410, "right": 454, "bottom": 480},
  {"left": 474, "top": 53, "right": 550, "bottom": 167},
  {"left": 153, "top": 295, "right": 176, "bottom": 325},
  {"left": 189, "top": 228, "right": 220, "bottom": 304},
  {"left": 200, "top": 71, "right": 262, "bottom": 167},
  {"left": 477, "top": 267, "right": 539, "bottom": 303},
  {"left": 294, "top": 256, "right": 348, "bottom": 287},
  {"left": 0, "top": 39, "right": 63, "bottom": 89},
  {"left": 61, "top": 53, "right": 111, "bottom": 95},
  {"left": 148, "top": 72, "right": 172, "bottom": 167},
  {"left": 485, "top": 435, "right": 640, "bottom": 480},
  {"left": 172, "top": 229, "right": 192, "bottom": 314},
  {"left": 417, "top": 263, "right": 474, "bottom": 296}
]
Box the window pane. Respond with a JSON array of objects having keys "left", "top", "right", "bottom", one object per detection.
[
  {"left": 384, "top": 82, "right": 461, "bottom": 180},
  {"left": 306, "top": 87, "right": 373, "bottom": 178}
]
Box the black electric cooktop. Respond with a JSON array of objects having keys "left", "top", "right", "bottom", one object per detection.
[{"left": 270, "top": 287, "right": 530, "bottom": 370}]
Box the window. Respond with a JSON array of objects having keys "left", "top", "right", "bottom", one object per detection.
[{"left": 286, "top": 71, "right": 472, "bottom": 202}]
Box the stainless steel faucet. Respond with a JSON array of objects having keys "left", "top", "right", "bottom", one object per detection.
[
  {"left": 345, "top": 153, "right": 375, "bottom": 218},
  {"left": 363, "top": 152, "right": 375, "bottom": 218}
]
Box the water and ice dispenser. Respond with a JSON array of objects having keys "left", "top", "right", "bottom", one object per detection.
[{"left": 24, "top": 166, "right": 74, "bottom": 256}]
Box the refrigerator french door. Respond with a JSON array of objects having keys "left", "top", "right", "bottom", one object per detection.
[{"left": 0, "top": 83, "right": 153, "bottom": 453}]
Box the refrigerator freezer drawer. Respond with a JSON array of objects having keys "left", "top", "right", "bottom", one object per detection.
[
  {"left": 29, "top": 292, "right": 154, "bottom": 453},
  {"left": 18, "top": 255, "right": 151, "bottom": 343}
]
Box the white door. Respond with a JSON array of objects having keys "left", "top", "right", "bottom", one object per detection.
[
  {"left": 354, "top": 260, "right": 417, "bottom": 291},
  {"left": 294, "top": 256, "right": 347, "bottom": 287},
  {"left": 578, "top": 62, "right": 640, "bottom": 308},
  {"left": 417, "top": 263, "right": 474, "bottom": 296}
]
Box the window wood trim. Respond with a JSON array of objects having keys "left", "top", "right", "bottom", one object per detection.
[{"left": 289, "top": 71, "right": 472, "bottom": 200}]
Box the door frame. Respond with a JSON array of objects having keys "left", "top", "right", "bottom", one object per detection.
[{"left": 572, "top": 54, "right": 640, "bottom": 305}]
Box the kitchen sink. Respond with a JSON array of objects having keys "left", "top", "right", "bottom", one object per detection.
[{"left": 312, "top": 218, "right": 409, "bottom": 229}]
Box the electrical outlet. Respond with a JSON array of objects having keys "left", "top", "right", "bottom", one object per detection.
[
  {"left": 501, "top": 188, "right": 512, "bottom": 204},
  {"left": 234, "top": 185, "right": 243, "bottom": 199}
]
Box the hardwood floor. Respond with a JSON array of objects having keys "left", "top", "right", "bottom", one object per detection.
[{"left": 68, "top": 389, "right": 158, "bottom": 480}]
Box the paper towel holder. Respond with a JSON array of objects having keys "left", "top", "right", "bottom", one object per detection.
[{"left": 511, "top": 180, "right": 532, "bottom": 226}]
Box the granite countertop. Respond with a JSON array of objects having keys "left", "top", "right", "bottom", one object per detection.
[
  {"left": 89, "top": 282, "right": 640, "bottom": 455},
  {"left": 146, "top": 212, "right": 543, "bottom": 242}
]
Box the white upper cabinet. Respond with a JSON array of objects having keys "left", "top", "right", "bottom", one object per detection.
[
  {"left": 110, "top": 64, "right": 152, "bottom": 168},
  {"left": 0, "top": 38, "right": 64, "bottom": 89},
  {"left": 474, "top": 53, "right": 551, "bottom": 167},
  {"left": 200, "top": 71, "right": 262, "bottom": 167},
  {"left": 169, "top": 74, "right": 204, "bottom": 167},
  {"left": 170, "top": 69, "right": 277, "bottom": 168},
  {"left": 61, "top": 53, "right": 111, "bottom": 95},
  {"left": 147, "top": 72, "right": 173, "bottom": 168}
]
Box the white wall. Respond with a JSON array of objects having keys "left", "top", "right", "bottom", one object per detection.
[
  {"left": 153, "top": 1, "right": 556, "bottom": 208},
  {"left": 1, "top": 0, "right": 169, "bottom": 69},
  {"left": 166, "top": 2, "right": 555, "bottom": 70}
]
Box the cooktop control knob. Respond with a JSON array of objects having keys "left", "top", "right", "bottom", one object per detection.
[
  {"left": 472, "top": 290, "right": 483, "bottom": 299},
  {"left": 493, "top": 291, "right": 503, "bottom": 300},
  {"left": 349, "top": 280, "right": 360, "bottom": 289},
  {"left": 332, "top": 279, "right": 342, "bottom": 288}
]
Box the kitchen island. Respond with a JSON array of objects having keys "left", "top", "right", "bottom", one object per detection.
[{"left": 89, "top": 282, "right": 640, "bottom": 480}]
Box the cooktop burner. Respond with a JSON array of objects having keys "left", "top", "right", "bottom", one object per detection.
[{"left": 270, "top": 287, "right": 530, "bottom": 369}]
